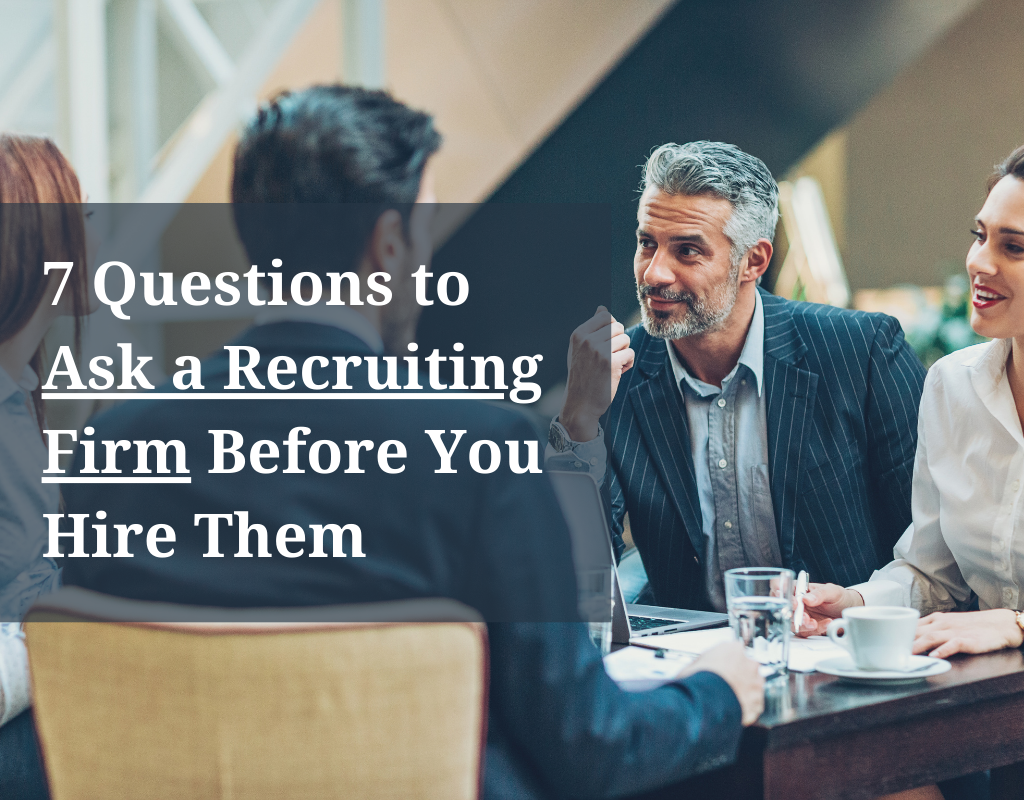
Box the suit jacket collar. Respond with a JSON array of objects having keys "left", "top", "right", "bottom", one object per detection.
[
  {"left": 627, "top": 363, "right": 706, "bottom": 558},
  {"left": 760, "top": 289, "right": 808, "bottom": 366},
  {"left": 759, "top": 290, "right": 815, "bottom": 568}
]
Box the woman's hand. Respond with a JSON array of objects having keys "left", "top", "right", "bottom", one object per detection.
[
  {"left": 914, "top": 609, "right": 1024, "bottom": 658},
  {"left": 794, "top": 582, "right": 864, "bottom": 636}
]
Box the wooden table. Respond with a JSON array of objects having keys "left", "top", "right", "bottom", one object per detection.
[{"left": 636, "top": 648, "right": 1024, "bottom": 800}]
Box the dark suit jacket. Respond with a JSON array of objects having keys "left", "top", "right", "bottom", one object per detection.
[
  {"left": 62, "top": 322, "right": 742, "bottom": 800},
  {"left": 607, "top": 289, "right": 927, "bottom": 611}
]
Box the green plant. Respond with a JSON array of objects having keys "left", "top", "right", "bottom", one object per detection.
[{"left": 901, "top": 272, "right": 986, "bottom": 368}]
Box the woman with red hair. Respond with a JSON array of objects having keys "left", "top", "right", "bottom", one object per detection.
[{"left": 0, "top": 133, "right": 93, "bottom": 798}]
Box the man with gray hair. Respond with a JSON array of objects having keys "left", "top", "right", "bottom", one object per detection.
[{"left": 550, "top": 140, "right": 926, "bottom": 613}]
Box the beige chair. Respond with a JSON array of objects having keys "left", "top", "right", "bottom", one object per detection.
[{"left": 24, "top": 588, "right": 488, "bottom": 800}]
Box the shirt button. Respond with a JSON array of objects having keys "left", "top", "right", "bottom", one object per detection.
[
  {"left": 589, "top": 457, "right": 598, "bottom": 466},
  {"left": 1005, "top": 587, "right": 1014, "bottom": 601},
  {"left": 1014, "top": 480, "right": 1021, "bottom": 492},
  {"left": 718, "top": 459, "right": 728, "bottom": 469},
  {"left": 574, "top": 461, "right": 582, "bottom": 468},
  {"left": 740, "top": 379, "right": 746, "bottom": 385},
  {"left": 717, "top": 398, "right": 727, "bottom": 408},
  {"left": 724, "top": 520, "right": 733, "bottom": 529}
]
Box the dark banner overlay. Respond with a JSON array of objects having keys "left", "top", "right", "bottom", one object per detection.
[{"left": 8, "top": 203, "right": 615, "bottom": 623}]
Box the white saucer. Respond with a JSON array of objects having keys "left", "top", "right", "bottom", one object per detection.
[{"left": 815, "top": 654, "right": 951, "bottom": 685}]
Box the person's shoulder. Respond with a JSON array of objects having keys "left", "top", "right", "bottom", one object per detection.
[
  {"left": 917, "top": 343, "right": 996, "bottom": 426},
  {"left": 767, "top": 294, "right": 914, "bottom": 371},
  {"left": 925, "top": 341, "right": 993, "bottom": 396},
  {"left": 768, "top": 292, "right": 893, "bottom": 334},
  {"left": 931, "top": 341, "right": 991, "bottom": 372}
]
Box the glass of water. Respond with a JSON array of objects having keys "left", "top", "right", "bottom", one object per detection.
[
  {"left": 724, "top": 567, "right": 794, "bottom": 680},
  {"left": 579, "top": 568, "right": 614, "bottom": 656}
]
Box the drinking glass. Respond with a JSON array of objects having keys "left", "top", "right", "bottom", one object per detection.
[
  {"left": 724, "top": 567, "right": 794, "bottom": 680},
  {"left": 579, "top": 568, "right": 614, "bottom": 656}
]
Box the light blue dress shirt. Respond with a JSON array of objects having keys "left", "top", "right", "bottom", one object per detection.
[
  {"left": 665, "top": 290, "right": 780, "bottom": 611},
  {"left": 0, "top": 365, "right": 62, "bottom": 621}
]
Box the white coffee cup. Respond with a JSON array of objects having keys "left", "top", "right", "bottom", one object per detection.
[{"left": 825, "top": 606, "right": 920, "bottom": 671}]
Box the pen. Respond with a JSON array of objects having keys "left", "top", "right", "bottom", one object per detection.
[
  {"left": 630, "top": 640, "right": 700, "bottom": 658},
  {"left": 793, "top": 570, "right": 809, "bottom": 632}
]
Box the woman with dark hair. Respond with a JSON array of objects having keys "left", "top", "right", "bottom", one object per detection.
[
  {"left": 803, "top": 144, "right": 1024, "bottom": 664},
  {"left": 0, "top": 133, "right": 92, "bottom": 732}
]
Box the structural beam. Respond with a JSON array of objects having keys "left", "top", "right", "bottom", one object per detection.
[
  {"left": 137, "top": 0, "right": 319, "bottom": 205},
  {"left": 133, "top": 0, "right": 160, "bottom": 194},
  {"left": 0, "top": 32, "right": 54, "bottom": 132},
  {"left": 62, "top": 0, "right": 110, "bottom": 201},
  {"left": 95, "top": 0, "right": 318, "bottom": 277},
  {"left": 342, "top": 0, "right": 385, "bottom": 88},
  {"left": 161, "top": 0, "right": 235, "bottom": 86}
]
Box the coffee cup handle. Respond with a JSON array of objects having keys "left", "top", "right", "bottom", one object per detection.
[{"left": 826, "top": 618, "right": 853, "bottom": 654}]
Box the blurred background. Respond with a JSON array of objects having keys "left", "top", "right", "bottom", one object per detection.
[{"left": 3, "top": 0, "right": 1021, "bottom": 396}]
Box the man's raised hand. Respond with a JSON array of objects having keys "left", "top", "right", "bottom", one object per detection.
[{"left": 559, "top": 306, "right": 635, "bottom": 442}]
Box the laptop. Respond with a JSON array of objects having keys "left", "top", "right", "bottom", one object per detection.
[{"left": 549, "top": 471, "right": 727, "bottom": 644}]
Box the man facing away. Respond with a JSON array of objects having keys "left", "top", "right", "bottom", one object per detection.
[
  {"left": 550, "top": 141, "right": 927, "bottom": 613},
  {"left": 60, "top": 88, "right": 762, "bottom": 799}
]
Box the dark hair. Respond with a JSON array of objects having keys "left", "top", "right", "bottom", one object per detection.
[
  {"left": 988, "top": 144, "right": 1024, "bottom": 192},
  {"left": 0, "top": 134, "right": 89, "bottom": 431},
  {"left": 231, "top": 85, "right": 441, "bottom": 279},
  {"left": 643, "top": 141, "right": 779, "bottom": 265}
]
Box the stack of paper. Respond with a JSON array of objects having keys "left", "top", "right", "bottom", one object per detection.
[
  {"left": 650, "top": 629, "right": 846, "bottom": 672},
  {"left": 787, "top": 635, "right": 848, "bottom": 672},
  {"left": 603, "top": 631, "right": 848, "bottom": 688},
  {"left": 602, "top": 646, "right": 694, "bottom": 690}
]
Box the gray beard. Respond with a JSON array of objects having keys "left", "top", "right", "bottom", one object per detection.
[{"left": 637, "top": 266, "right": 740, "bottom": 340}]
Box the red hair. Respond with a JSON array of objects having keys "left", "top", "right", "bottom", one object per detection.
[{"left": 0, "top": 134, "right": 89, "bottom": 429}]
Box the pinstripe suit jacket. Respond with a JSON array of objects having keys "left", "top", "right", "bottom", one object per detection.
[{"left": 606, "top": 288, "right": 927, "bottom": 611}]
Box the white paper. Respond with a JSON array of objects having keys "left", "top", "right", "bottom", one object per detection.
[
  {"left": 643, "top": 627, "right": 736, "bottom": 656},
  {"left": 603, "top": 645, "right": 694, "bottom": 688},
  {"left": 638, "top": 629, "right": 846, "bottom": 673},
  {"left": 786, "top": 635, "right": 848, "bottom": 672}
]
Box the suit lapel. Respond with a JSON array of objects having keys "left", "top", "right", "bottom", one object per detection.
[
  {"left": 761, "top": 292, "right": 818, "bottom": 566},
  {"left": 628, "top": 342, "right": 705, "bottom": 557}
]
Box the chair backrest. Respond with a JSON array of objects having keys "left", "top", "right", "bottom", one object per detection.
[{"left": 25, "top": 588, "right": 488, "bottom": 800}]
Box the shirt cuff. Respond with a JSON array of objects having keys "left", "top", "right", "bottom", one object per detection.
[
  {"left": 544, "top": 442, "right": 607, "bottom": 485},
  {"left": 0, "top": 624, "right": 29, "bottom": 727},
  {"left": 850, "top": 579, "right": 903, "bottom": 607},
  {"left": 544, "top": 419, "right": 607, "bottom": 485}
]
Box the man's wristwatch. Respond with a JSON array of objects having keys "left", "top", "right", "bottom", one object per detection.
[{"left": 548, "top": 418, "right": 602, "bottom": 453}]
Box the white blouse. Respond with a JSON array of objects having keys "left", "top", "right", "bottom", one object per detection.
[{"left": 858, "top": 338, "right": 1024, "bottom": 615}]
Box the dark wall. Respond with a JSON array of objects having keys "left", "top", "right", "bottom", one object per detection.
[
  {"left": 420, "top": 0, "right": 977, "bottom": 389},
  {"left": 485, "top": 0, "right": 978, "bottom": 320}
]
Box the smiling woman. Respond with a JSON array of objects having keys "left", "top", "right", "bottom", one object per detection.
[
  {"left": 968, "top": 150, "right": 1024, "bottom": 340},
  {"left": 802, "top": 145, "right": 1024, "bottom": 665}
]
